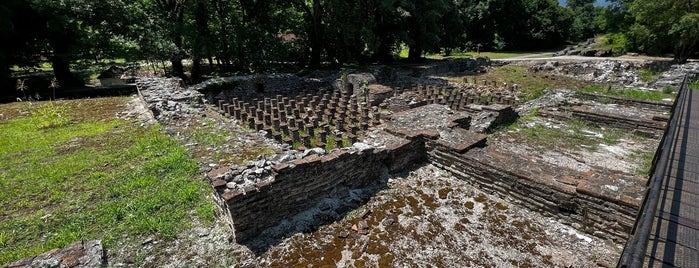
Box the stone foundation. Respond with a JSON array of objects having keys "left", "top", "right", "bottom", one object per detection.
[
  {"left": 193, "top": 72, "right": 658, "bottom": 247},
  {"left": 209, "top": 134, "right": 424, "bottom": 243},
  {"left": 2, "top": 241, "right": 105, "bottom": 268},
  {"left": 427, "top": 145, "right": 641, "bottom": 241}
]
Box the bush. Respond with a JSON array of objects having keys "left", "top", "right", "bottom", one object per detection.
[{"left": 605, "top": 33, "right": 628, "bottom": 56}]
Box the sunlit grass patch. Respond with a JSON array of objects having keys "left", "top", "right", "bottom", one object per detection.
[
  {"left": 579, "top": 86, "right": 675, "bottom": 101},
  {"left": 0, "top": 98, "right": 213, "bottom": 264},
  {"left": 448, "top": 65, "right": 594, "bottom": 102},
  {"left": 507, "top": 118, "right": 624, "bottom": 152}
]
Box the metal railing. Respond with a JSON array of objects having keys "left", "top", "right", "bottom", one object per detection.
[{"left": 617, "top": 74, "right": 692, "bottom": 268}]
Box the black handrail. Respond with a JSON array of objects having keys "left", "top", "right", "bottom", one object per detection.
[{"left": 617, "top": 74, "right": 692, "bottom": 268}]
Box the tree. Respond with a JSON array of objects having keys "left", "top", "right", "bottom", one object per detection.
[
  {"left": 294, "top": 0, "right": 325, "bottom": 68},
  {"left": 1, "top": 0, "right": 46, "bottom": 93},
  {"left": 626, "top": 0, "right": 699, "bottom": 62},
  {"left": 568, "top": 0, "right": 603, "bottom": 41},
  {"left": 397, "top": 0, "right": 449, "bottom": 60}
]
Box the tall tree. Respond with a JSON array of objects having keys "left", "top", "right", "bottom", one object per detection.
[
  {"left": 294, "top": 0, "right": 325, "bottom": 68},
  {"left": 399, "top": 0, "right": 449, "bottom": 60},
  {"left": 627, "top": 0, "right": 699, "bottom": 62},
  {"left": 151, "top": 0, "right": 188, "bottom": 79}
]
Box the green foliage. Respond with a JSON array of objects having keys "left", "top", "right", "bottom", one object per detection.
[
  {"left": 568, "top": 0, "right": 604, "bottom": 41},
  {"left": 30, "top": 101, "right": 71, "bottom": 129},
  {"left": 623, "top": 0, "right": 699, "bottom": 62},
  {"left": 600, "top": 33, "right": 628, "bottom": 56},
  {"left": 639, "top": 68, "right": 661, "bottom": 82}
]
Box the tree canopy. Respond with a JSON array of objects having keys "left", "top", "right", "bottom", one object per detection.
[
  {"left": 598, "top": 0, "right": 699, "bottom": 62},
  {"left": 6, "top": 0, "right": 690, "bottom": 91}
]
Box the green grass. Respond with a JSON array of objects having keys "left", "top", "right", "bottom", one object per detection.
[
  {"left": 11, "top": 62, "right": 53, "bottom": 72},
  {"left": 426, "top": 51, "right": 538, "bottom": 60},
  {"left": 630, "top": 149, "right": 655, "bottom": 177},
  {"left": 639, "top": 69, "right": 661, "bottom": 82},
  {"left": 396, "top": 45, "right": 540, "bottom": 60},
  {"left": 450, "top": 65, "right": 594, "bottom": 102},
  {"left": 690, "top": 79, "right": 699, "bottom": 90},
  {"left": 580, "top": 86, "right": 675, "bottom": 101},
  {"left": 511, "top": 119, "right": 623, "bottom": 151},
  {"left": 0, "top": 99, "right": 214, "bottom": 264}
]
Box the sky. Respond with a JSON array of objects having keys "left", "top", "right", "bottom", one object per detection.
[{"left": 558, "top": 0, "right": 612, "bottom": 6}]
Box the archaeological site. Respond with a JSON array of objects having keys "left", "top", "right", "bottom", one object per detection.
[
  {"left": 4, "top": 55, "right": 698, "bottom": 267},
  {"left": 133, "top": 57, "right": 696, "bottom": 267}
]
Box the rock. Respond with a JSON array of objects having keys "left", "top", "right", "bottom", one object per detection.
[
  {"left": 338, "top": 231, "right": 350, "bottom": 239},
  {"left": 581, "top": 49, "right": 597, "bottom": 57},
  {"left": 255, "top": 159, "right": 266, "bottom": 168},
  {"left": 360, "top": 209, "right": 371, "bottom": 219},
  {"left": 381, "top": 219, "right": 395, "bottom": 226},
  {"left": 352, "top": 142, "right": 373, "bottom": 152},
  {"left": 566, "top": 49, "right": 581, "bottom": 56},
  {"left": 357, "top": 220, "right": 369, "bottom": 230},
  {"left": 303, "top": 147, "right": 326, "bottom": 157},
  {"left": 595, "top": 49, "right": 612, "bottom": 57}
]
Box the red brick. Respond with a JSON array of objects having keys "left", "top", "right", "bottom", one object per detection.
[
  {"left": 256, "top": 179, "right": 273, "bottom": 189},
  {"left": 222, "top": 190, "right": 244, "bottom": 201},
  {"left": 418, "top": 130, "right": 440, "bottom": 140},
  {"left": 211, "top": 179, "right": 227, "bottom": 188},
  {"left": 305, "top": 154, "right": 321, "bottom": 164},
  {"left": 206, "top": 167, "right": 229, "bottom": 180},
  {"left": 272, "top": 163, "right": 289, "bottom": 172},
  {"left": 620, "top": 195, "right": 641, "bottom": 208}
]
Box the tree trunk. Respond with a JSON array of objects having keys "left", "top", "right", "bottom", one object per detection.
[
  {"left": 48, "top": 35, "right": 81, "bottom": 87},
  {"left": 50, "top": 56, "right": 81, "bottom": 87},
  {"left": 674, "top": 43, "right": 696, "bottom": 64},
  {"left": 408, "top": 46, "right": 423, "bottom": 61},
  {"left": 191, "top": 56, "right": 202, "bottom": 81},
  {"left": 307, "top": 0, "right": 323, "bottom": 68},
  {"left": 170, "top": 56, "right": 185, "bottom": 79}
]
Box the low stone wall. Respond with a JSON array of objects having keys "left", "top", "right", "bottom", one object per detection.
[
  {"left": 2, "top": 240, "right": 105, "bottom": 268},
  {"left": 577, "top": 92, "right": 673, "bottom": 111},
  {"left": 427, "top": 143, "right": 641, "bottom": 242},
  {"left": 209, "top": 135, "right": 424, "bottom": 243}
]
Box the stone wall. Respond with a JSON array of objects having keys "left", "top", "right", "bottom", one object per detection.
[
  {"left": 577, "top": 92, "right": 673, "bottom": 111},
  {"left": 192, "top": 74, "right": 331, "bottom": 103},
  {"left": 426, "top": 143, "right": 640, "bottom": 242},
  {"left": 2, "top": 240, "right": 105, "bottom": 268},
  {"left": 209, "top": 135, "right": 424, "bottom": 243}
]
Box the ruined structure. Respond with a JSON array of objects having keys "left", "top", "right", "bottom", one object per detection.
[{"left": 181, "top": 59, "right": 674, "bottom": 249}]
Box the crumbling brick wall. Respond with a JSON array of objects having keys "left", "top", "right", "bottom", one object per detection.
[{"left": 212, "top": 136, "right": 424, "bottom": 243}]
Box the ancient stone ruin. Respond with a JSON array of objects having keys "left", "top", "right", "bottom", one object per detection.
[{"left": 160, "top": 58, "right": 677, "bottom": 252}]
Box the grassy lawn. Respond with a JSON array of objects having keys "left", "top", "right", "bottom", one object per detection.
[
  {"left": 425, "top": 51, "right": 542, "bottom": 60},
  {"left": 397, "top": 45, "right": 544, "bottom": 60},
  {"left": 0, "top": 98, "right": 214, "bottom": 264}
]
